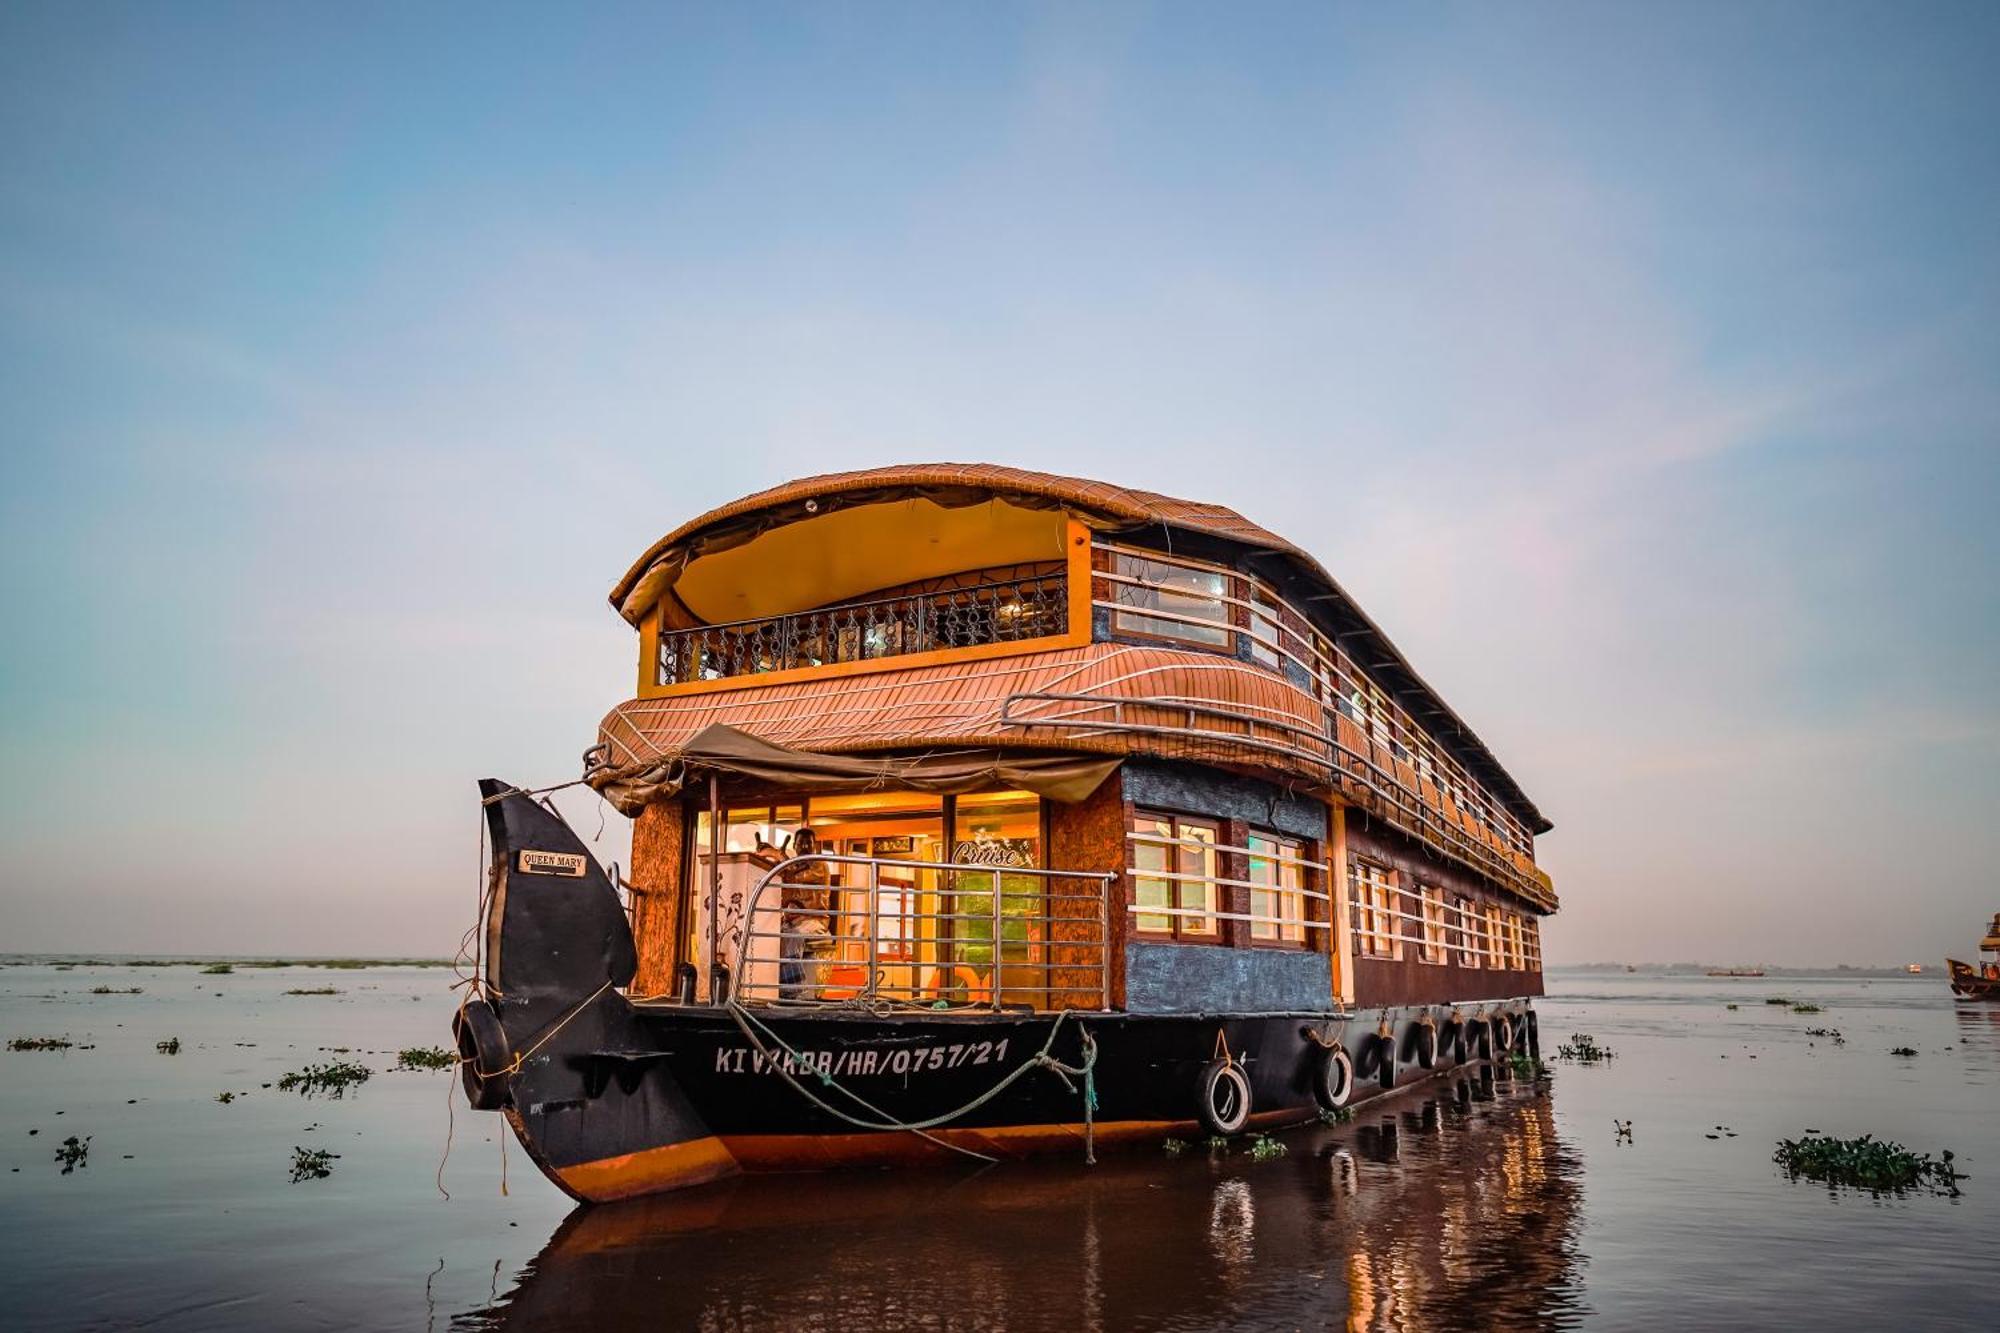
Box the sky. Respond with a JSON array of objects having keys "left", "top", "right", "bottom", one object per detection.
[{"left": 1, "top": 2, "right": 1995, "bottom": 965}]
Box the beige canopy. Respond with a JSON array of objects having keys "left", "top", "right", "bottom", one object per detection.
[{"left": 588, "top": 722, "right": 1118, "bottom": 815}]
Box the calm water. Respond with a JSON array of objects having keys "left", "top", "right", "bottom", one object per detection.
[{"left": 1, "top": 965, "right": 1992, "bottom": 1331}]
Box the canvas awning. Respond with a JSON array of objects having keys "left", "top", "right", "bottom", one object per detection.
[{"left": 587, "top": 722, "right": 1119, "bottom": 815}]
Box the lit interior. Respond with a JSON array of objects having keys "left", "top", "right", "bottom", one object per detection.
[{"left": 667, "top": 498, "right": 1066, "bottom": 623}]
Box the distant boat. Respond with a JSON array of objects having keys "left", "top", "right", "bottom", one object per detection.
[
  {"left": 1706, "top": 968, "right": 1765, "bottom": 978},
  {"left": 1906, "top": 963, "right": 1924, "bottom": 974},
  {"left": 1946, "top": 914, "right": 2000, "bottom": 1001}
]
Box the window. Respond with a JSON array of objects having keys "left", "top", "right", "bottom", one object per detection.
[
  {"left": 1455, "top": 896, "right": 1483, "bottom": 968},
  {"left": 1247, "top": 832, "right": 1307, "bottom": 945},
  {"left": 1505, "top": 912, "right": 1527, "bottom": 970},
  {"left": 1522, "top": 916, "right": 1543, "bottom": 971},
  {"left": 1110, "top": 553, "right": 1232, "bottom": 649},
  {"left": 1349, "top": 859, "right": 1402, "bottom": 959},
  {"left": 1247, "top": 587, "right": 1283, "bottom": 670},
  {"left": 1417, "top": 885, "right": 1447, "bottom": 963},
  {"left": 1129, "top": 812, "right": 1220, "bottom": 940},
  {"left": 1486, "top": 904, "right": 1507, "bottom": 969}
]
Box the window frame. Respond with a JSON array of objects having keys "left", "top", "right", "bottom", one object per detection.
[
  {"left": 1247, "top": 830, "right": 1308, "bottom": 948},
  {"left": 1128, "top": 810, "right": 1223, "bottom": 942},
  {"left": 1349, "top": 858, "right": 1403, "bottom": 960},
  {"left": 1416, "top": 884, "right": 1447, "bottom": 964}
]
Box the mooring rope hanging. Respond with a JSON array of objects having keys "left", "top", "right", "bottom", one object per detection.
[{"left": 721, "top": 998, "right": 1101, "bottom": 1165}]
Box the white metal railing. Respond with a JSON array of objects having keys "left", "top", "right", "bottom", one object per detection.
[
  {"left": 1097, "top": 540, "right": 1539, "bottom": 859},
  {"left": 730, "top": 853, "right": 1115, "bottom": 1011}
]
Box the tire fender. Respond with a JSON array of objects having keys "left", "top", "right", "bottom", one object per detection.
[
  {"left": 1312, "top": 1044, "right": 1355, "bottom": 1110},
  {"left": 453, "top": 998, "right": 511, "bottom": 1111},
  {"left": 1197, "top": 1058, "right": 1252, "bottom": 1136}
]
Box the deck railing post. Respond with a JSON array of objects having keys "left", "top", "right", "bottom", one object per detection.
[
  {"left": 990, "top": 867, "right": 1004, "bottom": 1012},
  {"left": 1099, "top": 871, "right": 1113, "bottom": 1009},
  {"left": 866, "top": 860, "right": 881, "bottom": 1002}
]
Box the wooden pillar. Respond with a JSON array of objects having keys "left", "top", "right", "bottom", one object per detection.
[
  {"left": 1329, "top": 800, "right": 1354, "bottom": 1006},
  {"left": 1047, "top": 772, "right": 1127, "bottom": 1010},
  {"left": 628, "top": 798, "right": 686, "bottom": 996}
]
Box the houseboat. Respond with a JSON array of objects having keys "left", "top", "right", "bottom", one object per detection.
[
  {"left": 1946, "top": 914, "right": 2000, "bottom": 1000},
  {"left": 454, "top": 464, "right": 1558, "bottom": 1203}
]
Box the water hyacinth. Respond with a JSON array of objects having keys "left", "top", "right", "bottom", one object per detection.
[
  {"left": 276, "top": 1060, "right": 371, "bottom": 1097},
  {"left": 1773, "top": 1132, "right": 1962, "bottom": 1195}
]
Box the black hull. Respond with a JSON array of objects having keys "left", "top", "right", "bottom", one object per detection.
[{"left": 458, "top": 781, "right": 1539, "bottom": 1203}]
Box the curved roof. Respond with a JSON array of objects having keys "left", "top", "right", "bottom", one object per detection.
[{"left": 611, "top": 462, "right": 1551, "bottom": 835}]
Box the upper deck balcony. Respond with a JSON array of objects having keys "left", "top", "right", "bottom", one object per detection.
[{"left": 657, "top": 563, "right": 1068, "bottom": 687}]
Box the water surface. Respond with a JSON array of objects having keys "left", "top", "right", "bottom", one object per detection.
[{"left": 0, "top": 966, "right": 1990, "bottom": 1330}]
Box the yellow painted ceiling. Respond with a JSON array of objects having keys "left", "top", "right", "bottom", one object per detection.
[{"left": 671, "top": 497, "right": 1066, "bottom": 623}]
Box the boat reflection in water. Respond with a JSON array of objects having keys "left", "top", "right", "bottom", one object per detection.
[{"left": 460, "top": 1073, "right": 1582, "bottom": 1333}]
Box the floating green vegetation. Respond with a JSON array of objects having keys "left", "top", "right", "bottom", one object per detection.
[
  {"left": 1790, "top": 1002, "right": 1824, "bottom": 1014},
  {"left": 277, "top": 1059, "right": 371, "bottom": 1097},
  {"left": 214, "top": 1091, "right": 236, "bottom": 1104},
  {"left": 155, "top": 1038, "right": 181, "bottom": 1055},
  {"left": 1890, "top": 1046, "right": 1919, "bottom": 1057},
  {"left": 1163, "top": 1137, "right": 1188, "bottom": 1156},
  {"left": 1247, "top": 1134, "right": 1288, "bottom": 1160},
  {"left": 200, "top": 963, "right": 233, "bottom": 975},
  {"left": 55, "top": 1135, "right": 90, "bottom": 1174},
  {"left": 284, "top": 987, "right": 341, "bottom": 996},
  {"left": 1317, "top": 1105, "right": 1354, "bottom": 1125},
  {"left": 1764, "top": 996, "right": 1792, "bottom": 1006},
  {"left": 1507, "top": 1051, "right": 1549, "bottom": 1079},
  {"left": 1774, "top": 1132, "right": 1962, "bottom": 1195},
  {"left": 393, "top": 1046, "right": 456, "bottom": 1072},
  {"left": 289, "top": 1146, "right": 340, "bottom": 1182},
  {"left": 89, "top": 986, "right": 142, "bottom": 995},
  {"left": 1725, "top": 1003, "right": 1739, "bottom": 1010},
  {"left": 1555, "top": 1033, "right": 1616, "bottom": 1064},
  {"left": 1804, "top": 1027, "right": 1846, "bottom": 1045},
  {"left": 1204, "top": 1135, "right": 1232, "bottom": 1152},
  {"left": 8, "top": 1036, "right": 75, "bottom": 1051}
]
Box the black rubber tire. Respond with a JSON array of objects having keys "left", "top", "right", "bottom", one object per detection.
[
  {"left": 454, "top": 998, "right": 511, "bottom": 1111},
  {"left": 1493, "top": 1013, "right": 1516, "bottom": 1055},
  {"left": 1442, "top": 1021, "right": 1467, "bottom": 1064},
  {"left": 1197, "top": 1059, "right": 1252, "bottom": 1136},
  {"left": 1312, "top": 1045, "right": 1355, "bottom": 1110},
  {"left": 1410, "top": 1023, "right": 1439, "bottom": 1069},
  {"left": 1523, "top": 1010, "right": 1540, "bottom": 1060},
  {"left": 1471, "top": 1018, "right": 1493, "bottom": 1062},
  {"left": 1373, "top": 1033, "right": 1397, "bottom": 1089}
]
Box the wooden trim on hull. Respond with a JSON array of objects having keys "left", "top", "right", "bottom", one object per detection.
[{"left": 548, "top": 1107, "right": 1322, "bottom": 1204}]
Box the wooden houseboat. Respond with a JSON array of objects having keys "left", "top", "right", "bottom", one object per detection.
[
  {"left": 1946, "top": 914, "right": 2000, "bottom": 1000},
  {"left": 455, "top": 464, "right": 1558, "bottom": 1203}
]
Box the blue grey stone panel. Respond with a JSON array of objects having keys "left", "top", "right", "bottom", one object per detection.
[{"left": 1125, "top": 942, "right": 1333, "bottom": 1014}]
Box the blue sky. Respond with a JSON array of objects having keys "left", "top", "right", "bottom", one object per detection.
[{"left": 2, "top": 2, "right": 1995, "bottom": 962}]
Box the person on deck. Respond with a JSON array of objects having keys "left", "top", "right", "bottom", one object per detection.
[{"left": 778, "top": 829, "right": 833, "bottom": 1000}]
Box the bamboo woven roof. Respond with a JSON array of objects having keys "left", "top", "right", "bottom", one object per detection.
[
  {"left": 595, "top": 641, "right": 1556, "bottom": 911},
  {"left": 610, "top": 462, "right": 1551, "bottom": 835}
]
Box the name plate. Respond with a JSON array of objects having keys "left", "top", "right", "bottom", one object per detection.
[{"left": 517, "top": 849, "right": 587, "bottom": 877}]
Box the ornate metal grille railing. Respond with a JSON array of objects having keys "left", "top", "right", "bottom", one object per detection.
[{"left": 658, "top": 567, "right": 1069, "bottom": 685}]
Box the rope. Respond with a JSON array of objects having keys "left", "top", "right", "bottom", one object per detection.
[{"left": 721, "top": 999, "right": 1101, "bottom": 1166}]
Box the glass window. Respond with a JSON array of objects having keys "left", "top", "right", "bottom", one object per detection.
[
  {"left": 1130, "top": 811, "right": 1220, "bottom": 940},
  {"left": 1455, "top": 896, "right": 1483, "bottom": 968},
  {"left": 1349, "top": 859, "right": 1401, "bottom": 959},
  {"left": 1247, "top": 586, "right": 1283, "bottom": 670},
  {"left": 1248, "top": 832, "right": 1307, "bottom": 945},
  {"left": 1486, "top": 904, "right": 1507, "bottom": 969},
  {"left": 948, "top": 792, "right": 1044, "bottom": 977},
  {"left": 1111, "top": 553, "right": 1233, "bottom": 649},
  {"left": 1417, "top": 885, "right": 1447, "bottom": 963}
]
